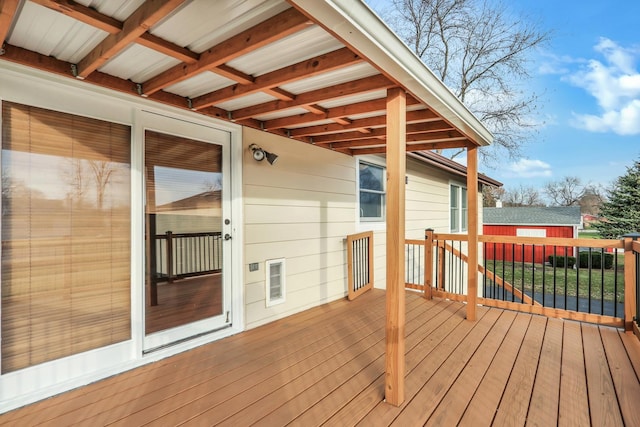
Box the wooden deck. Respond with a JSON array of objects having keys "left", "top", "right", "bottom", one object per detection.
[{"left": 2, "top": 289, "right": 640, "bottom": 426}]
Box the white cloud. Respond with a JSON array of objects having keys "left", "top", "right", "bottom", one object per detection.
[
  {"left": 567, "top": 38, "right": 640, "bottom": 135},
  {"left": 503, "top": 159, "right": 553, "bottom": 178}
]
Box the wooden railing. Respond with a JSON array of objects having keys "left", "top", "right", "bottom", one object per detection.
[
  {"left": 152, "top": 231, "right": 223, "bottom": 283},
  {"left": 346, "top": 231, "right": 374, "bottom": 300},
  {"left": 405, "top": 230, "right": 639, "bottom": 329}
]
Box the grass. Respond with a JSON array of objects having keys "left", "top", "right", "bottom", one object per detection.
[{"left": 484, "top": 258, "right": 625, "bottom": 303}]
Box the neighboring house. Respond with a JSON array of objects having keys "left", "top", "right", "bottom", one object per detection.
[
  {"left": 0, "top": 0, "right": 493, "bottom": 411},
  {"left": 483, "top": 206, "right": 582, "bottom": 264}
]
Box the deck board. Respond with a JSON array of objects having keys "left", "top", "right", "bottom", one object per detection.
[
  {"left": 558, "top": 321, "right": 590, "bottom": 427},
  {"left": 525, "top": 316, "right": 563, "bottom": 427},
  {"left": 1, "top": 289, "right": 639, "bottom": 427}
]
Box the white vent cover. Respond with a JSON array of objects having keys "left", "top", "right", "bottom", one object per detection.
[{"left": 265, "top": 258, "right": 286, "bottom": 307}]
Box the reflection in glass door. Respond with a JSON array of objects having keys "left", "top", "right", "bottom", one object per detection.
[{"left": 144, "top": 129, "right": 227, "bottom": 346}]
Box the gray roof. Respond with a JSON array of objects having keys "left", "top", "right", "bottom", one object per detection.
[{"left": 484, "top": 206, "right": 581, "bottom": 226}]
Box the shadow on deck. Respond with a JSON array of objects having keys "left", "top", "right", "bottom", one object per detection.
[{"left": 2, "top": 289, "right": 640, "bottom": 426}]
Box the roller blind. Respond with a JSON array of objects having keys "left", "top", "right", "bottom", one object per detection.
[{"left": 1, "top": 102, "right": 131, "bottom": 373}]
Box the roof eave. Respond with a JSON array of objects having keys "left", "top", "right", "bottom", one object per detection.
[{"left": 288, "top": 0, "right": 494, "bottom": 148}]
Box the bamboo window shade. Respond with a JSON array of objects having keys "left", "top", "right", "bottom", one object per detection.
[{"left": 1, "top": 102, "right": 131, "bottom": 373}]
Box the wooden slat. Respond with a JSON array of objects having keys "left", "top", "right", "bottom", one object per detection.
[
  {"left": 425, "top": 310, "right": 518, "bottom": 426},
  {"left": 624, "top": 236, "right": 637, "bottom": 331},
  {"left": 390, "top": 308, "right": 504, "bottom": 425},
  {"left": 142, "top": 8, "right": 311, "bottom": 95},
  {"left": 477, "top": 297, "right": 624, "bottom": 328},
  {"left": 307, "top": 301, "right": 462, "bottom": 427},
  {"left": 524, "top": 317, "right": 563, "bottom": 427},
  {"left": 600, "top": 325, "right": 640, "bottom": 426},
  {"left": 76, "top": 0, "right": 188, "bottom": 78},
  {"left": 458, "top": 313, "right": 532, "bottom": 426},
  {"left": 581, "top": 323, "right": 624, "bottom": 426},
  {"left": 558, "top": 321, "right": 590, "bottom": 427},
  {"left": 479, "top": 234, "right": 623, "bottom": 248},
  {"left": 492, "top": 315, "right": 547, "bottom": 426}
]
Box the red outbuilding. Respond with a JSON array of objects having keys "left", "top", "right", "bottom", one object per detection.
[{"left": 483, "top": 206, "right": 581, "bottom": 264}]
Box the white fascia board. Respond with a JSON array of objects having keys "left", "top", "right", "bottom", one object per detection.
[{"left": 289, "top": 0, "right": 493, "bottom": 147}]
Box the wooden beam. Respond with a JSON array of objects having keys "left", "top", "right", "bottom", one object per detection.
[
  {"left": 211, "top": 64, "right": 255, "bottom": 85},
  {"left": 466, "top": 145, "right": 479, "bottom": 321},
  {"left": 312, "top": 121, "right": 453, "bottom": 144},
  {"left": 30, "top": 0, "right": 122, "bottom": 34},
  {"left": 231, "top": 74, "right": 395, "bottom": 121},
  {"left": 142, "top": 7, "right": 311, "bottom": 95},
  {"left": 192, "top": 47, "right": 361, "bottom": 110},
  {"left": 137, "top": 32, "right": 198, "bottom": 63},
  {"left": 266, "top": 96, "right": 426, "bottom": 131},
  {"left": 385, "top": 87, "right": 406, "bottom": 406},
  {"left": 350, "top": 140, "right": 470, "bottom": 155},
  {"left": 76, "top": 0, "right": 187, "bottom": 78},
  {"left": 0, "top": 0, "right": 20, "bottom": 46}
]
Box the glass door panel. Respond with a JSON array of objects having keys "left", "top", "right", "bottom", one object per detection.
[{"left": 144, "top": 127, "right": 228, "bottom": 348}]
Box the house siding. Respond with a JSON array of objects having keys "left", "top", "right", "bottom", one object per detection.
[{"left": 242, "top": 127, "right": 357, "bottom": 329}]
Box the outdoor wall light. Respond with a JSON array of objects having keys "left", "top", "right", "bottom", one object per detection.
[{"left": 249, "top": 143, "right": 278, "bottom": 165}]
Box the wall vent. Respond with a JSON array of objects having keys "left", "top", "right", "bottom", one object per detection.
[{"left": 265, "top": 258, "right": 286, "bottom": 307}]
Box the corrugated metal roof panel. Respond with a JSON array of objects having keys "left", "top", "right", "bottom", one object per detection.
[
  {"left": 165, "top": 72, "right": 237, "bottom": 99},
  {"left": 8, "top": 1, "right": 106, "bottom": 64},
  {"left": 151, "top": 0, "right": 289, "bottom": 53},
  {"left": 319, "top": 90, "right": 387, "bottom": 109},
  {"left": 280, "top": 63, "right": 379, "bottom": 94},
  {"left": 77, "top": 0, "right": 146, "bottom": 22},
  {"left": 99, "top": 44, "right": 180, "bottom": 83},
  {"left": 227, "top": 25, "right": 342, "bottom": 76},
  {"left": 253, "top": 107, "right": 313, "bottom": 121},
  {"left": 216, "top": 92, "right": 278, "bottom": 111}
]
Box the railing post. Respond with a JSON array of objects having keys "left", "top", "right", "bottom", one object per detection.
[
  {"left": 623, "top": 233, "right": 639, "bottom": 332},
  {"left": 438, "top": 242, "right": 446, "bottom": 290},
  {"left": 166, "top": 230, "right": 174, "bottom": 283},
  {"left": 424, "top": 229, "right": 434, "bottom": 299}
]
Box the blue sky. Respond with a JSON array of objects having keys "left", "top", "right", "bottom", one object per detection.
[{"left": 367, "top": 0, "right": 640, "bottom": 193}]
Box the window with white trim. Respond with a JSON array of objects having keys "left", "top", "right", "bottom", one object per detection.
[
  {"left": 358, "top": 161, "right": 385, "bottom": 221},
  {"left": 450, "top": 184, "right": 468, "bottom": 233},
  {"left": 265, "top": 258, "right": 286, "bottom": 307}
]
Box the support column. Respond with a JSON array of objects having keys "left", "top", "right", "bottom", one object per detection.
[
  {"left": 385, "top": 87, "right": 406, "bottom": 406},
  {"left": 466, "top": 145, "right": 479, "bottom": 321}
]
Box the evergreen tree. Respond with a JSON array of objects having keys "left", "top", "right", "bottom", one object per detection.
[{"left": 593, "top": 159, "right": 640, "bottom": 238}]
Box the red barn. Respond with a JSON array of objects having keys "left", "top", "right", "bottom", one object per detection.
[{"left": 483, "top": 206, "right": 581, "bottom": 264}]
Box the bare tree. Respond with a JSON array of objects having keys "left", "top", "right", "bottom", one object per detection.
[
  {"left": 482, "top": 185, "right": 504, "bottom": 207},
  {"left": 376, "top": 0, "right": 551, "bottom": 164},
  {"left": 544, "top": 176, "right": 585, "bottom": 207},
  {"left": 501, "top": 184, "right": 545, "bottom": 207}
]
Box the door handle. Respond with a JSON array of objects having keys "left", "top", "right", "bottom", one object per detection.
[{"left": 224, "top": 233, "right": 232, "bottom": 241}]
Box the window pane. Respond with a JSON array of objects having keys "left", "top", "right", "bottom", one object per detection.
[
  {"left": 360, "top": 192, "right": 384, "bottom": 219},
  {"left": 461, "top": 187, "right": 468, "bottom": 231},
  {"left": 1, "top": 102, "right": 131, "bottom": 373},
  {"left": 450, "top": 185, "right": 459, "bottom": 231},
  {"left": 359, "top": 162, "right": 384, "bottom": 191}
]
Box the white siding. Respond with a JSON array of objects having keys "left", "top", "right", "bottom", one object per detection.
[{"left": 242, "top": 127, "right": 357, "bottom": 329}]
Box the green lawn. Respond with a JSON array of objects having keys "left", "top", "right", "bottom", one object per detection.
[{"left": 484, "top": 258, "right": 624, "bottom": 302}]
